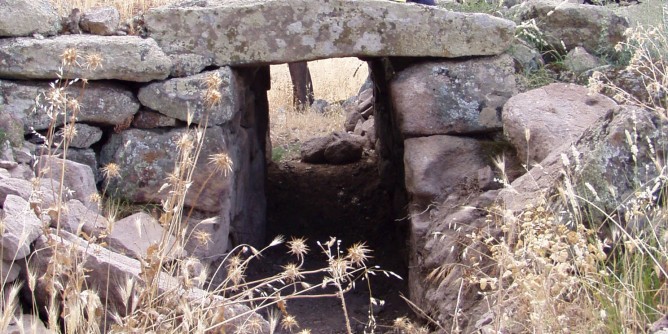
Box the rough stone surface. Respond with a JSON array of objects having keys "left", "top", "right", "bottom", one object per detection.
[
  {"left": 138, "top": 68, "right": 241, "bottom": 126},
  {"left": 564, "top": 46, "right": 602, "bottom": 73},
  {"left": 132, "top": 109, "right": 178, "bottom": 129},
  {"left": 184, "top": 215, "right": 230, "bottom": 265},
  {"left": 62, "top": 148, "right": 100, "bottom": 182},
  {"left": 57, "top": 199, "right": 108, "bottom": 237},
  {"left": 404, "top": 135, "right": 490, "bottom": 208},
  {"left": 511, "top": 0, "right": 628, "bottom": 54},
  {"left": 324, "top": 132, "right": 365, "bottom": 164},
  {"left": 80, "top": 6, "right": 120, "bottom": 36},
  {"left": 35, "top": 155, "right": 98, "bottom": 210},
  {"left": 1, "top": 195, "right": 42, "bottom": 261},
  {"left": 0, "top": 0, "right": 61, "bottom": 37},
  {"left": 107, "top": 212, "right": 181, "bottom": 260},
  {"left": 0, "top": 35, "right": 171, "bottom": 81},
  {"left": 30, "top": 232, "right": 269, "bottom": 332},
  {"left": 410, "top": 190, "right": 501, "bottom": 334},
  {"left": 391, "top": 55, "right": 516, "bottom": 137},
  {"left": 100, "top": 127, "right": 232, "bottom": 212},
  {"left": 0, "top": 112, "right": 25, "bottom": 147},
  {"left": 145, "top": 0, "right": 515, "bottom": 71},
  {"left": 301, "top": 136, "right": 336, "bottom": 164},
  {"left": 0, "top": 80, "right": 140, "bottom": 131},
  {"left": 2, "top": 259, "right": 20, "bottom": 283},
  {"left": 507, "top": 38, "right": 544, "bottom": 73},
  {"left": 503, "top": 83, "right": 617, "bottom": 164},
  {"left": 500, "top": 105, "right": 667, "bottom": 224},
  {"left": 56, "top": 123, "right": 103, "bottom": 148},
  {"left": 0, "top": 177, "right": 59, "bottom": 210}
]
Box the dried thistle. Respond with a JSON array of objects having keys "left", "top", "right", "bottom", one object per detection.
[
  {"left": 100, "top": 163, "right": 121, "bottom": 180},
  {"left": 280, "top": 315, "right": 299, "bottom": 332},
  {"left": 287, "top": 237, "right": 309, "bottom": 261},
  {"left": 346, "top": 242, "right": 371, "bottom": 267},
  {"left": 209, "top": 152, "right": 233, "bottom": 176}
]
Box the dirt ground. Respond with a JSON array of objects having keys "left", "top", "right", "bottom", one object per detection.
[{"left": 257, "top": 154, "right": 415, "bottom": 333}]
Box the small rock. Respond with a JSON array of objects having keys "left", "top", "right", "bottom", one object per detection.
[
  {"left": 107, "top": 212, "right": 182, "bottom": 260},
  {"left": 310, "top": 99, "right": 329, "bottom": 114},
  {"left": 132, "top": 109, "right": 178, "bottom": 129},
  {"left": 80, "top": 6, "right": 120, "bottom": 36},
  {"left": 564, "top": 46, "right": 602, "bottom": 74}
]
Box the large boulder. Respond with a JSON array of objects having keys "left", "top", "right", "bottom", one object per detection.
[
  {"left": 145, "top": 0, "right": 515, "bottom": 73},
  {"left": 138, "top": 68, "right": 241, "bottom": 126},
  {"left": 0, "top": 0, "right": 61, "bottom": 37},
  {"left": 502, "top": 83, "right": 617, "bottom": 165},
  {"left": 0, "top": 80, "right": 140, "bottom": 131},
  {"left": 100, "top": 127, "right": 232, "bottom": 212},
  {"left": 391, "top": 55, "right": 516, "bottom": 137},
  {"left": 0, "top": 35, "right": 171, "bottom": 82},
  {"left": 511, "top": 0, "right": 628, "bottom": 55},
  {"left": 501, "top": 106, "right": 668, "bottom": 224}
]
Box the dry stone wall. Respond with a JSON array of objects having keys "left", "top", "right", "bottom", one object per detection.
[{"left": 0, "top": 0, "right": 528, "bottom": 331}]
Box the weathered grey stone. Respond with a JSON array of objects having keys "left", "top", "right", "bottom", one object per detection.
[
  {"left": 404, "top": 135, "right": 489, "bottom": 208},
  {"left": 1, "top": 195, "right": 42, "bottom": 260},
  {"left": 13, "top": 143, "right": 34, "bottom": 164},
  {"left": 501, "top": 105, "right": 666, "bottom": 226},
  {"left": 108, "top": 212, "right": 181, "bottom": 260},
  {"left": 138, "top": 68, "right": 241, "bottom": 126},
  {"left": 0, "top": 0, "right": 61, "bottom": 37},
  {"left": 184, "top": 216, "right": 231, "bottom": 265},
  {"left": 56, "top": 123, "right": 103, "bottom": 148},
  {"left": 511, "top": 0, "right": 628, "bottom": 55},
  {"left": 2, "top": 260, "right": 20, "bottom": 283},
  {"left": 35, "top": 155, "right": 98, "bottom": 210},
  {"left": 0, "top": 112, "right": 24, "bottom": 147},
  {"left": 391, "top": 55, "right": 516, "bottom": 137},
  {"left": 7, "top": 163, "right": 32, "bottom": 180},
  {"left": 0, "top": 178, "right": 59, "bottom": 210},
  {"left": 502, "top": 83, "right": 617, "bottom": 164},
  {"left": 62, "top": 148, "right": 100, "bottom": 182},
  {"left": 324, "top": 132, "right": 364, "bottom": 164},
  {"left": 80, "top": 7, "right": 120, "bottom": 36},
  {"left": 301, "top": 136, "right": 335, "bottom": 164},
  {"left": 507, "top": 38, "right": 544, "bottom": 73},
  {"left": 57, "top": 199, "right": 108, "bottom": 237},
  {"left": 564, "top": 46, "right": 602, "bottom": 74},
  {"left": 132, "top": 109, "right": 178, "bottom": 129},
  {"left": 100, "top": 127, "right": 233, "bottom": 212},
  {"left": 0, "top": 160, "right": 17, "bottom": 170},
  {"left": 30, "top": 232, "right": 269, "bottom": 332},
  {"left": 145, "top": 0, "right": 515, "bottom": 69},
  {"left": 0, "top": 80, "right": 140, "bottom": 131},
  {"left": 0, "top": 35, "right": 171, "bottom": 82}
]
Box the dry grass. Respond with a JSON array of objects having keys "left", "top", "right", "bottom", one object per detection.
[
  {"left": 49, "top": 0, "right": 179, "bottom": 19},
  {"left": 268, "top": 58, "right": 369, "bottom": 161}
]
